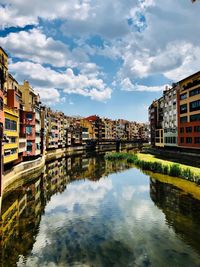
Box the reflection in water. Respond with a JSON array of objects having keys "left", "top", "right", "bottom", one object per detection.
[
  {"left": 150, "top": 177, "right": 200, "bottom": 256},
  {"left": 1, "top": 155, "right": 200, "bottom": 266}
]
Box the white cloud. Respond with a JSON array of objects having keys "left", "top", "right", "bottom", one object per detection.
[
  {"left": 34, "top": 88, "right": 61, "bottom": 105},
  {"left": 120, "top": 78, "right": 168, "bottom": 92},
  {"left": 1, "top": 0, "right": 200, "bottom": 95},
  {"left": 0, "top": 28, "right": 89, "bottom": 68},
  {"left": 9, "top": 61, "right": 112, "bottom": 102},
  {"left": 0, "top": 0, "right": 91, "bottom": 29}
]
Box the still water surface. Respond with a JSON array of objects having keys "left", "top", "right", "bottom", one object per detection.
[{"left": 1, "top": 154, "right": 200, "bottom": 267}]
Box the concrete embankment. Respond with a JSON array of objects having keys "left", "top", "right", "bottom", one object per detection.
[{"left": 2, "top": 156, "right": 45, "bottom": 195}]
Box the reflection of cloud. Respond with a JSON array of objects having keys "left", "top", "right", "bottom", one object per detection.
[
  {"left": 29, "top": 178, "right": 113, "bottom": 257},
  {"left": 122, "top": 185, "right": 149, "bottom": 201},
  {"left": 45, "top": 178, "right": 112, "bottom": 213},
  {"left": 122, "top": 186, "right": 135, "bottom": 201}
]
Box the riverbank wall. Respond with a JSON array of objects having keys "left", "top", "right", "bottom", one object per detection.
[{"left": 142, "top": 147, "right": 200, "bottom": 167}]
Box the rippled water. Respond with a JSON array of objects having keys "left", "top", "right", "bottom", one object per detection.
[{"left": 1, "top": 154, "right": 200, "bottom": 267}]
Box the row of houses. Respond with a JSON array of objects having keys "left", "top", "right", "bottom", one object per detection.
[
  {"left": 149, "top": 71, "right": 200, "bottom": 150},
  {"left": 0, "top": 47, "right": 149, "bottom": 177}
]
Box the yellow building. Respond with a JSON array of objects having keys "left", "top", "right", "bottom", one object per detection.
[
  {"left": 80, "top": 119, "right": 95, "bottom": 139},
  {"left": 3, "top": 74, "right": 21, "bottom": 165},
  {"left": 3, "top": 105, "right": 19, "bottom": 164}
]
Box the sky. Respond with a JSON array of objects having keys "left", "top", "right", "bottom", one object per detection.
[{"left": 0, "top": 0, "right": 199, "bottom": 122}]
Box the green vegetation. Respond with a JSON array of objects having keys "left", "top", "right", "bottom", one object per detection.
[{"left": 105, "top": 152, "right": 200, "bottom": 185}]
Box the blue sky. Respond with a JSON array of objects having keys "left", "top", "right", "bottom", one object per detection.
[{"left": 0, "top": 0, "right": 199, "bottom": 122}]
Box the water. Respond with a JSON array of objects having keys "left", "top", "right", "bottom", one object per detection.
[{"left": 1, "top": 154, "right": 200, "bottom": 267}]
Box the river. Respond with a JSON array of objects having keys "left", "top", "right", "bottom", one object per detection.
[{"left": 1, "top": 154, "right": 200, "bottom": 267}]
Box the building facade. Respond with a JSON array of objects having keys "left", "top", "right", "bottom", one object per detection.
[
  {"left": 177, "top": 71, "right": 200, "bottom": 149},
  {"left": 4, "top": 74, "right": 21, "bottom": 166},
  {"left": 0, "top": 47, "right": 8, "bottom": 192},
  {"left": 19, "top": 81, "right": 41, "bottom": 157},
  {"left": 163, "top": 86, "right": 178, "bottom": 147}
]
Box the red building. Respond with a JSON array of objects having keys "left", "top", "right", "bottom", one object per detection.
[
  {"left": 177, "top": 71, "right": 200, "bottom": 149},
  {"left": 20, "top": 111, "right": 36, "bottom": 157}
]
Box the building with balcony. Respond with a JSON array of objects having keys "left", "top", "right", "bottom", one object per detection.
[
  {"left": 177, "top": 71, "right": 200, "bottom": 149},
  {"left": 85, "top": 115, "right": 103, "bottom": 141},
  {"left": 0, "top": 47, "right": 8, "bottom": 191},
  {"left": 163, "top": 85, "right": 178, "bottom": 147},
  {"left": 3, "top": 74, "right": 21, "bottom": 166},
  {"left": 19, "top": 81, "right": 41, "bottom": 157},
  {"left": 155, "top": 97, "right": 164, "bottom": 147},
  {"left": 149, "top": 100, "right": 158, "bottom": 146},
  {"left": 80, "top": 119, "right": 95, "bottom": 140},
  {"left": 46, "top": 108, "right": 59, "bottom": 150},
  {"left": 3, "top": 105, "right": 19, "bottom": 165}
]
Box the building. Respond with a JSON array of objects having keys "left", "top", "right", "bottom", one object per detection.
[
  {"left": 177, "top": 71, "right": 200, "bottom": 149},
  {"left": 85, "top": 115, "right": 103, "bottom": 141},
  {"left": 80, "top": 119, "right": 95, "bottom": 140},
  {"left": 163, "top": 85, "right": 178, "bottom": 147},
  {"left": 19, "top": 81, "right": 41, "bottom": 157},
  {"left": 40, "top": 105, "right": 47, "bottom": 155},
  {"left": 149, "top": 100, "right": 158, "bottom": 146},
  {"left": 139, "top": 123, "right": 150, "bottom": 142},
  {"left": 46, "top": 108, "right": 59, "bottom": 150},
  {"left": 4, "top": 74, "right": 23, "bottom": 166},
  {"left": 0, "top": 47, "right": 8, "bottom": 190},
  {"left": 149, "top": 97, "right": 164, "bottom": 147},
  {"left": 102, "top": 118, "right": 113, "bottom": 140}
]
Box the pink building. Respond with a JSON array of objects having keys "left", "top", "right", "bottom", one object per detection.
[{"left": 20, "top": 110, "right": 36, "bottom": 157}]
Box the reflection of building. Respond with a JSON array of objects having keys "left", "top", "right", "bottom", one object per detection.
[
  {"left": 150, "top": 177, "right": 200, "bottom": 255},
  {"left": 0, "top": 153, "right": 134, "bottom": 266}
]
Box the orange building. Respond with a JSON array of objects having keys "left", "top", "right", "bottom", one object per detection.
[{"left": 177, "top": 71, "right": 200, "bottom": 149}]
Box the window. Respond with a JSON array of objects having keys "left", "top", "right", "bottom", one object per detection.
[
  {"left": 190, "top": 100, "right": 200, "bottom": 112},
  {"left": 194, "top": 126, "right": 200, "bottom": 132},
  {"left": 195, "top": 137, "right": 200, "bottom": 144},
  {"left": 27, "top": 141, "right": 32, "bottom": 152},
  {"left": 180, "top": 127, "right": 184, "bottom": 133},
  {"left": 180, "top": 104, "right": 187, "bottom": 114},
  {"left": 5, "top": 118, "right": 17, "bottom": 131},
  {"left": 4, "top": 148, "right": 17, "bottom": 156},
  {"left": 186, "top": 127, "right": 192, "bottom": 133},
  {"left": 180, "top": 137, "right": 184, "bottom": 143},
  {"left": 180, "top": 116, "right": 187, "bottom": 123},
  {"left": 0, "top": 97, "right": 3, "bottom": 110},
  {"left": 26, "top": 126, "right": 32, "bottom": 135},
  {"left": 5, "top": 118, "right": 9, "bottom": 130},
  {"left": 26, "top": 113, "right": 33, "bottom": 120},
  {"left": 186, "top": 137, "right": 192, "bottom": 143},
  {"left": 190, "top": 114, "right": 200, "bottom": 122},
  {"left": 10, "top": 137, "right": 16, "bottom": 143},
  {"left": 189, "top": 87, "right": 200, "bottom": 97},
  {"left": 180, "top": 93, "right": 187, "bottom": 100},
  {"left": 36, "top": 143, "right": 40, "bottom": 150}
]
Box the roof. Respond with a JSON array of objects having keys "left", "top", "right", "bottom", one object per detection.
[
  {"left": 178, "top": 70, "right": 200, "bottom": 84},
  {"left": 0, "top": 46, "right": 8, "bottom": 57}
]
